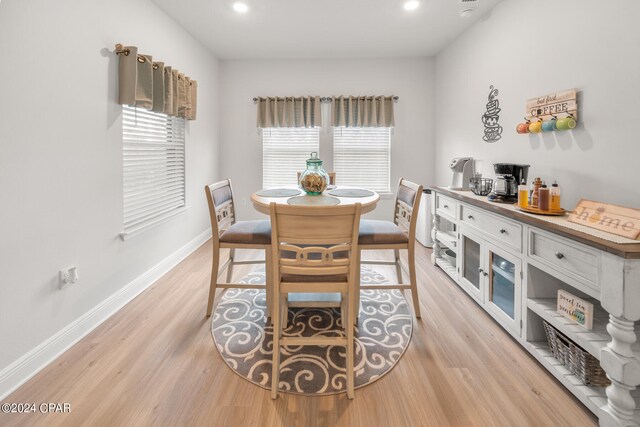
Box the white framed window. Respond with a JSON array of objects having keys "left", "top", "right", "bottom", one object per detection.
[
  {"left": 262, "top": 127, "right": 320, "bottom": 188},
  {"left": 333, "top": 127, "right": 391, "bottom": 193},
  {"left": 121, "top": 105, "right": 186, "bottom": 239}
]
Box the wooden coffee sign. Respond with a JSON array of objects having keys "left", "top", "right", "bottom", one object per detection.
[
  {"left": 557, "top": 289, "right": 593, "bottom": 330},
  {"left": 569, "top": 199, "right": 640, "bottom": 240},
  {"left": 526, "top": 89, "right": 578, "bottom": 121}
]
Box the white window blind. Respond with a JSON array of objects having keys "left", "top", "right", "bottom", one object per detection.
[
  {"left": 333, "top": 127, "right": 390, "bottom": 193},
  {"left": 121, "top": 105, "right": 186, "bottom": 238},
  {"left": 262, "top": 127, "right": 320, "bottom": 188}
]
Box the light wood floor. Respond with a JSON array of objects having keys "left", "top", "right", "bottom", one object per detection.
[{"left": 1, "top": 241, "right": 597, "bottom": 427}]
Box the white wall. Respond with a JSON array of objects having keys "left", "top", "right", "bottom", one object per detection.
[
  {"left": 219, "top": 58, "right": 435, "bottom": 220},
  {"left": 435, "top": 0, "right": 640, "bottom": 209},
  {"left": 0, "top": 0, "right": 219, "bottom": 391}
]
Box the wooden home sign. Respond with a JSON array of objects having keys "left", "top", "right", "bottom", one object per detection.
[
  {"left": 557, "top": 289, "right": 594, "bottom": 330},
  {"left": 569, "top": 199, "right": 640, "bottom": 240},
  {"left": 526, "top": 89, "right": 578, "bottom": 121}
]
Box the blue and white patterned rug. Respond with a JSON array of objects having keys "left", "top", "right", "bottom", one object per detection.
[{"left": 210, "top": 267, "right": 413, "bottom": 395}]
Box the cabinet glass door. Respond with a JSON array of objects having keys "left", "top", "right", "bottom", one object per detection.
[
  {"left": 459, "top": 232, "right": 483, "bottom": 301},
  {"left": 486, "top": 247, "right": 521, "bottom": 335},
  {"left": 489, "top": 253, "right": 515, "bottom": 319}
]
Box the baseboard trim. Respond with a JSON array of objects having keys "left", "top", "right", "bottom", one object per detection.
[{"left": 0, "top": 229, "right": 211, "bottom": 401}]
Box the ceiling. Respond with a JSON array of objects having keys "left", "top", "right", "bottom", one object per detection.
[{"left": 152, "top": 0, "right": 502, "bottom": 59}]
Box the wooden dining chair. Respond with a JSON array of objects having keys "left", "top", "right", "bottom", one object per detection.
[
  {"left": 356, "top": 178, "right": 423, "bottom": 318},
  {"left": 204, "top": 179, "right": 273, "bottom": 317},
  {"left": 296, "top": 171, "right": 337, "bottom": 185},
  {"left": 269, "top": 202, "right": 362, "bottom": 399}
]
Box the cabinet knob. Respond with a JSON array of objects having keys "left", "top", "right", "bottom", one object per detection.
[
  {"left": 444, "top": 204, "right": 449, "bottom": 209},
  {"left": 499, "top": 228, "right": 507, "bottom": 234},
  {"left": 478, "top": 268, "right": 484, "bottom": 273},
  {"left": 468, "top": 215, "right": 474, "bottom": 220},
  {"left": 483, "top": 271, "right": 489, "bottom": 277},
  {"left": 555, "top": 251, "right": 564, "bottom": 259}
]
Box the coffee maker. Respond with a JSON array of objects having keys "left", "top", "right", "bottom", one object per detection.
[
  {"left": 449, "top": 157, "right": 474, "bottom": 190},
  {"left": 488, "top": 163, "right": 530, "bottom": 203}
]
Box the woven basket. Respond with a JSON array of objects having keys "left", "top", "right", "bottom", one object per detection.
[{"left": 542, "top": 321, "right": 610, "bottom": 387}]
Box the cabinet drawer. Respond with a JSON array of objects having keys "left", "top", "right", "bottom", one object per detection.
[
  {"left": 435, "top": 194, "right": 457, "bottom": 220},
  {"left": 460, "top": 204, "right": 522, "bottom": 252},
  {"left": 528, "top": 229, "right": 600, "bottom": 290}
]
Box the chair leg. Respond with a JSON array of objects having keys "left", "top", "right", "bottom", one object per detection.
[
  {"left": 281, "top": 294, "right": 288, "bottom": 329},
  {"left": 346, "top": 294, "right": 355, "bottom": 399},
  {"left": 408, "top": 245, "right": 421, "bottom": 319},
  {"left": 353, "top": 250, "right": 361, "bottom": 325},
  {"left": 206, "top": 245, "right": 221, "bottom": 317},
  {"left": 265, "top": 247, "right": 273, "bottom": 323},
  {"left": 271, "top": 290, "right": 281, "bottom": 399},
  {"left": 394, "top": 249, "right": 403, "bottom": 284},
  {"left": 226, "top": 248, "right": 236, "bottom": 283}
]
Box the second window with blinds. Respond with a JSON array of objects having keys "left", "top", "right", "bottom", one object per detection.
[{"left": 333, "top": 127, "right": 390, "bottom": 193}]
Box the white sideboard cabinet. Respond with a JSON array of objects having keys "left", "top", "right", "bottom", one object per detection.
[{"left": 429, "top": 187, "right": 640, "bottom": 427}]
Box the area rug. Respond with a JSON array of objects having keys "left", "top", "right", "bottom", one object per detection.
[{"left": 210, "top": 267, "right": 413, "bottom": 395}]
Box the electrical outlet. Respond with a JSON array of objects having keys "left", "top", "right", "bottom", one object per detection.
[{"left": 59, "top": 266, "right": 79, "bottom": 289}]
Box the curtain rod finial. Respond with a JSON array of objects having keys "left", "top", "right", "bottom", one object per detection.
[{"left": 115, "top": 44, "right": 130, "bottom": 56}]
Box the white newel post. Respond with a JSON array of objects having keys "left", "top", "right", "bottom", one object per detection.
[{"left": 600, "top": 260, "right": 640, "bottom": 427}]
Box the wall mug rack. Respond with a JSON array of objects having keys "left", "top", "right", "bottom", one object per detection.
[
  {"left": 517, "top": 113, "right": 576, "bottom": 134},
  {"left": 516, "top": 89, "right": 578, "bottom": 134}
]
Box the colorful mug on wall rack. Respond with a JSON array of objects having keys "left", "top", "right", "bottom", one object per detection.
[
  {"left": 528, "top": 118, "right": 543, "bottom": 133},
  {"left": 516, "top": 119, "right": 531, "bottom": 134},
  {"left": 556, "top": 114, "right": 577, "bottom": 130},
  {"left": 541, "top": 117, "right": 557, "bottom": 132}
]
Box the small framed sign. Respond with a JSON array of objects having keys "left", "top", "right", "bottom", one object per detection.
[
  {"left": 569, "top": 199, "right": 640, "bottom": 240},
  {"left": 557, "top": 289, "right": 593, "bottom": 330},
  {"left": 526, "top": 89, "right": 578, "bottom": 121}
]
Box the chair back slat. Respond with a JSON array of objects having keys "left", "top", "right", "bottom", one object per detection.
[
  {"left": 395, "top": 199, "right": 413, "bottom": 235},
  {"left": 393, "top": 179, "right": 423, "bottom": 240},
  {"left": 281, "top": 265, "right": 350, "bottom": 276},
  {"left": 270, "top": 204, "right": 361, "bottom": 280},
  {"left": 215, "top": 199, "right": 235, "bottom": 235},
  {"left": 279, "top": 244, "right": 351, "bottom": 269},
  {"left": 205, "top": 179, "right": 237, "bottom": 241}
]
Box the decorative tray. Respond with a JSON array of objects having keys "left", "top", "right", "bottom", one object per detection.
[{"left": 514, "top": 204, "right": 567, "bottom": 216}]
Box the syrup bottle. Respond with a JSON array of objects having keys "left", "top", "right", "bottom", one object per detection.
[
  {"left": 531, "top": 177, "right": 543, "bottom": 208},
  {"left": 518, "top": 179, "right": 529, "bottom": 208},
  {"left": 538, "top": 182, "right": 550, "bottom": 211},
  {"left": 550, "top": 181, "right": 561, "bottom": 210}
]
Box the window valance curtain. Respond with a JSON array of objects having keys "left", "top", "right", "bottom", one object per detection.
[
  {"left": 256, "top": 96, "right": 322, "bottom": 128},
  {"left": 331, "top": 96, "right": 395, "bottom": 128},
  {"left": 117, "top": 45, "right": 197, "bottom": 120}
]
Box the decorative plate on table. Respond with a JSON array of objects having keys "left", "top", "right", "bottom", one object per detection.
[
  {"left": 255, "top": 188, "right": 302, "bottom": 197},
  {"left": 327, "top": 188, "right": 375, "bottom": 198}
]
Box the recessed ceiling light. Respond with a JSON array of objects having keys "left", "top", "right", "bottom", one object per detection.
[
  {"left": 459, "top": 8, "right": 474, "bottom": 18},
  {"left": 233, "top": 2, "right": 249, "bottom": 13},
  {"left": 404, "top": 1, "right": 420, "bottom": 11}
]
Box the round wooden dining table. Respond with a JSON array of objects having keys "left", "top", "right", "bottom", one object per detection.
[{"left": 250, "top": 186, "right": 380, "bottom": 215}]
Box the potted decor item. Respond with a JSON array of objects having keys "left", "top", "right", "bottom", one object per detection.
[{"left": 299, "top": 152, "right": 329, "bottom": 195}]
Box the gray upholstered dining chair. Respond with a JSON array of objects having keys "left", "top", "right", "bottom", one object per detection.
[
  {"left": 269, "top": 202, "right": 362, "bottom": 399},
  {"left": 204, "top": 179, "right": 273, "bottom": 317},
  {"left": 356, "top": 178, "right": 423, "bottom": 318}
]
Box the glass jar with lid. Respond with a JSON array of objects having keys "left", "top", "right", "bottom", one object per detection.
[{"left": 299, "top": 152, "right": 329, "bottom": 195}]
